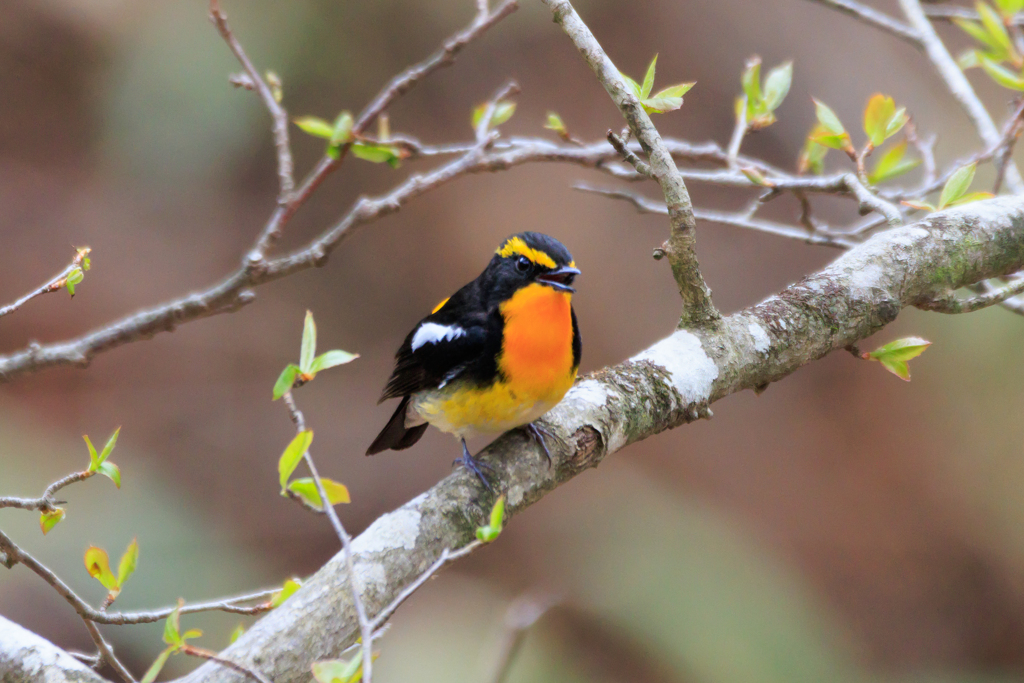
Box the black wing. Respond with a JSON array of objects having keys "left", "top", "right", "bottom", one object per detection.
[{"left": 378, "top": 283, "right": 499, "bottom": 402}]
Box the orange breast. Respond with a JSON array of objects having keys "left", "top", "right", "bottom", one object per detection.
[{"left": 498, "top": 283, "right": 576, "bottom": 402}]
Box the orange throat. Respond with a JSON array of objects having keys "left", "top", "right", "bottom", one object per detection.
[{"left": 497, "top": 283, "right": 576, "bottom": 401}]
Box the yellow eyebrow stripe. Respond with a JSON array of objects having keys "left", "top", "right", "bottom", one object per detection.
[{"left": 496, "top": 236, "right": 557, "bottom": 269}]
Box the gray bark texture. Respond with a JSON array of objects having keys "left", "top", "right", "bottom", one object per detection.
[
  {"left": 4, "top": 198, "right": 1024, "bottom": 682},
  {"left": 0, "top": 616, "right": 106, "bottom": 683},
  {"left": 163, "top": 196, "right": 1021, "bottom": 683}
]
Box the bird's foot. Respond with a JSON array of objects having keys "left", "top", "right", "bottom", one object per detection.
[
  {"left": 523, "top": 422, "right": 559, "bottom": 468},
  {"left": 454, "top": 439, "right": 495, "bottom": 492}
]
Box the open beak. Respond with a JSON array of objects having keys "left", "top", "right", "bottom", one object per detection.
[{"left": 536, "top": 265, "right": 580, "bottom": 292}]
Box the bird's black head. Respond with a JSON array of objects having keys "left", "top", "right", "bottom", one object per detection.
[{"left": 479, "top": 232, "right": 579, "bottom": 306}]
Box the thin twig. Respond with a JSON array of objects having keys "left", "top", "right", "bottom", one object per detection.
[
  {"left": 924, "top": 5, "right": 1024, "bottom": 28},
  {"left": 919, "top": 274, "right": 1024, "bottom": 313},
  {"left": 485, "top": 593, "right": 558, "bottom": 683},
  {"left": 368, "top": 541, "right": 482, "bottom": 631},
  {"left": 209, "top": 0, "right": 294, "bottom": 205},
  {"left": 541, "top": 0, "right": 719, "bottom": 326},
  {"left": 726, "top": 100, "right": 747, "bottom": 169},
  {"left": 573, "top": 184, "right": 856, "bottom": 248},
  {"left": 0, "top": 470, "right": 94, "bottom": 512},
  {"left": 281, "top": 390, "right": 375, "bottom": 683},
  {"left": 183, "top": 646, "right": 273, "bottom": 683},
  {"left": 82, "top": 620, "right": 135, "bottom": 682},
  {"left": 801, "top": 0, "right": 921, "bottom": 45},
  {"left": 606, "top": 131, "right": 652, "bottom": 177},
  {"left": 0, "top": 248, "right": 91, "bottom": 320},
  {"left": 0, "top": 528, "right": 275, "bottom": 625},
  {"left": 898, "top": 0, "right": 1024, "bottom": 193}
]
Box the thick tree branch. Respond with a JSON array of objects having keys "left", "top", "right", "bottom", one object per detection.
[
  {"left": 179, "top": 196, "right": 1024, "bottom": 683},
  {"left": 541, "top": 0, "right": 719, "bottom": 326},
  {"left": 0, "top": 616, "right": 106, "bottom": 683}
]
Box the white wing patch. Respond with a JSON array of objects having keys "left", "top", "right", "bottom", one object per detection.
[{"left": 411, "top": 322, "right": 466, "bottom": 351}]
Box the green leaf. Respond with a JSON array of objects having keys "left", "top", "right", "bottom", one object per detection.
[
  {"left": 995, "top": 0, "right": 1024, "bottom": 16},
  {"left": 97, "top": 461, "right": 121, "bottom": 489},
  {"left": 273, "top": 364, "right": 300, "bottom": 401},
  {"left": 471, "top": 101, "right": 517, "bottom": 130},
  {"left": 293, "top": 116, "right": 334, "bottom": 139},
  {"left": 543, "top": 112, "right": 567, "bottom": 136},
  {"left": 330, "top": 112, "right": 354, "bottom": 147},
  {"left": 40, "top": 508, "right": 65, "bottom": 535},
  {"left": 98, "top": 427, "right": 120, "bottom": 465},
  {"left": 351, "top": 143, "right": 401, "bottom": 167},
  {"left": 866, "top": 336, "right": 932, "bottom": 382},
  {"left": 278, "top": 430, "right": 313, "bottom": 489},
  {"left": 808, "top": 129, "right": 852, "bottom": 151},
  {"left": 978, "top": 1, "right": 1015, "bottom": 55},
  {"left": 163, "top": 602, "right": 183, "bottom": 647},
  {"left": 619, "top": 71, "right": 643, "bottom": 99},
  {"left": 66, "top": 268, "right": 84, "bottom": 297},
  {"left": 901, "top": 200, "right": 936, "bottom": 212},
  {"left": 140, "top": 647, "right": 174, "bottom": 683},
  {"left": 117, "top": 538, "right": 139, "bottom": 587},
  {"left": 300, "top": 311, "right": 317, "bottom": 374},
  {"left": 762, "top": 61, "right": 793, "bottom": 111},
  {"left": 884, "top": 107, "right": 908, "bottom": 139},
  {"left": 287, "top": 477, "right": 351, "bottom": 507},
  {"left": 863, "top": 94, "right": 895, "bottom": 147},
  {"left": 938, "top": 163, "right": 977, "bottom": 209},
  {"left": 270, "top": 578, "right": 302, "bottom": 608},
  {"left": 740, "top": 167, "right": 772, "bottom": 187},
  {"left": 642, "top": 82, "right": 694, "bottom": 113},
  {"left": 868, "top": 141, "right": 920, "bottom": 184},
  {"left": 946, "top": 190, "right": 996, "bottom": 206},
  {"left": 879, "top": 357, "right": 911, "bottom": 381},
  {"left": 740, "top": 57, "right": 762, "bottom": 107},
  {"left": 309, "top": 350, "right": 358, "bottom": 375},
  {"left": 798, "top": 126, "right": 829, "bottom": 175},
  {"left": 958, "top": 48, "right": 983, "bottom": 70},
  {"left": 84, "top": 435, "right": 99, "bottom": 469},
  {"left": 812, "top": 98, "right": 845, "bottom": 136},
  {"left": 84, "top": 547, "right": 119, "bottom": 592},
  {"left": 476, "top": 494, "right": 506, "bottom": 543},
  {"left": 311, "top": 654, "right": 363, "bottom": 683},
  {"left": 229, "top": 624, "right": 245, "bottom": 644},
  {"left": 641, "top": 54, "right": 658, "bottom": 99},
  {"left": 181, "top": 629, "right": 203, "bottom": 641},
  {"left": 978, "top": 53, "right": 1024, "bottom": 89}
]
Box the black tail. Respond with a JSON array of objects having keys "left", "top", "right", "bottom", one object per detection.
[{"left": 366, "top": 396, "right": 429, "bottom": 455}]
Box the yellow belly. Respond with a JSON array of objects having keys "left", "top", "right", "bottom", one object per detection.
[
  {"left": 411, "top": 282, "right": 578, "bottom": 439},
  {"left": 410, "top": 375, "right": 575, "bottom": 439}
]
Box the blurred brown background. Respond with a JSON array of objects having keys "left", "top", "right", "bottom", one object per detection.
[{"left": 2, "top": 0, "right": 1024, "bottom": 681}]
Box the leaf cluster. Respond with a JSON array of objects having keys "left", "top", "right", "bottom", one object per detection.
[
  {"left": 620, "top": 55, "right": 695, "bottom": 114},
  {"left": 273, "top": 311, "right": 358, "bottom": 400},
  {"left": 862, "top": 337, "right": 932, "bottom": 381},
  {"left": 83, "top": 538, "right": 139, "bottom": 604},
  {"left": 902, "top": 163, "right": 993, "bottom": 212},
  {"left": 738, "top": 57, "right": 792, "bottom": 130},
  {"left": 957, "top": 1, "right": 1024, "bottom": 90}
]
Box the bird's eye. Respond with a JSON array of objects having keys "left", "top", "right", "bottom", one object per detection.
[{"left": 515, "top": 255, "right": 531, "bottom": 273}]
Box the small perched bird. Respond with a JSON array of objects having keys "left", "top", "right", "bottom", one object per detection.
[{"left": 367, "top": 232, "right": 581, "bottom": 488}]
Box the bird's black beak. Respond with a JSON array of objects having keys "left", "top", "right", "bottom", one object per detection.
[{"left": 536, "top": 265, "right": 580, "bottom": 292}]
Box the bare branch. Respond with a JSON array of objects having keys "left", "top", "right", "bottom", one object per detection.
[
  {"left": 919, "top": 273, "right": 1024, "bottom": 313},
  {"left": 541, "top": 0, "right": 719, "bottom": 326},
  {"left": 898, "top": 0, "right": 1024, "bottom": 193},
  {"left": 82, "top": 620, "right": 134, "bottom": 683},
  {"left": 0, "top": 470, "right": 94, "bottom": 512},
  {"left": 801, "top": 0, "right": 921, "bottom": 45},
  {"left": 281, "top": 390, "right": 374, "bottom": 683},
  {"left": 209, "top": 1, "right": 294, "bottom": 203},
  {"left": 573, "top": 184, "right": 856, "bottom": 248},
  {"left": 606, "top": 130, "right": 652, "bottom": 177},
  {"left": 924, "top": 5, "right": 1024, "bottom": 28},
  {"left": 485, "top": 594, "right": 557, "bottom": 683},
  {"left": 183, "top": 647, "right": 272, "bottom": 683},
  {"left": 0, "top": 248, "right": 90, "bottom": 320}
]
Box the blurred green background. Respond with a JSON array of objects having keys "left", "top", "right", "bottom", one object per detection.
[{"left": 2, "top": 1, "right": 1024, "bottom": 681}]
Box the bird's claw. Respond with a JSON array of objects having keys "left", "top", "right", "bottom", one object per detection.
[
  {"left": 523, "top": 422, "right": 558, "bottom": 468},
  {"left": 455, "top": 439, "right": 495, "bottom": 491}
]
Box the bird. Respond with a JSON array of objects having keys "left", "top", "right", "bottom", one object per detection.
[{"left": 366, "top": 232, "right": 581, "bottom": 489}]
